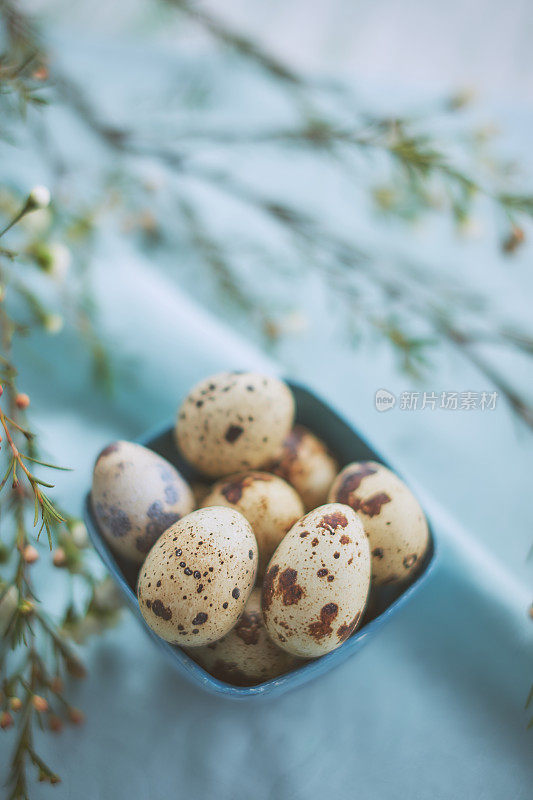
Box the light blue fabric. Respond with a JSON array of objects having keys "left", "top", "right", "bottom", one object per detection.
[
  {"left": 1, "top": 26, "right": 532, "bottom": 799},
  {"left": 0, "top": 250, "right": 530, "bottom": 799}
]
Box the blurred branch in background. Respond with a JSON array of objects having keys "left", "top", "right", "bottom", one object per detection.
[
  {"left": 45, "top": 0, "right": 533, "bottom": 426},
  {"left": 1, "top": 0, "right": 533, "bottom": 792},
  {"left": 4, "top": 0, "right": 533, "bottom": 426}
]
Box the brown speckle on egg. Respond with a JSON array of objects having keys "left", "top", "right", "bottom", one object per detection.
[
  {"left": 225, "top": 424, "right": 244, "bottom": 443},
  {"left": 309, "top": 603, "right": 339, "bottom": 641},
  {"left": 350, "top": 492, "right": 392, "bottom": 518},
  {"left": 278, "top": 568, "right": 304, "bottom": 606},
  {"left": 318, "top": 511, "right": 348, "bottom": 531},
  {"left": 262, "top": 563, "right": 279, "bottom": 612},
  {"left": 150, "top": 599, "right": 172, "bottom": 621}
]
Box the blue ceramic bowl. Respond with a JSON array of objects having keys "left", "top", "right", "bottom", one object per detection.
[{"left": 84, "top": 381, "right": 436, "bottom": 699}]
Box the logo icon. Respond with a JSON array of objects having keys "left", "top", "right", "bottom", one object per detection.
[{"left": 375, "top": 389, "right": 396, "bottom": 412}]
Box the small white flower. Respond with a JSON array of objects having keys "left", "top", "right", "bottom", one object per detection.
[
  {"left": 27, "top": 185, "right": 51, "bottom": 210},
  {"left": 48, "top": 242, "right": 71, "bottom": 280},
  {"left": 43, "top": 313, "right": 64, "bottom": 334},
  {"left": 71, "top": 521, "right": 88, "bottom": 548}
]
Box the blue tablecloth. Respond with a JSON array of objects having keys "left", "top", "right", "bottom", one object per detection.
[
  {"left": 1, "top": 248, "right": 530, "bottom": 799},
  {"left": 1, "top": 21, "right": 532, "bottom": 796}
]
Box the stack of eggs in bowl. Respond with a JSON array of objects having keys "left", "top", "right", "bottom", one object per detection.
[{"left": 91, "top": 372, "right": 429, "bottom": 686}]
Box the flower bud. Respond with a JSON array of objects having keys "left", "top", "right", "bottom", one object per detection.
[
  {"left": 32, "top": 694, "right": 49, "bottom": 713},
  {"left": 15, "top": 393, "right": 30, "bottom": 410},
  {"left": 43, "top": 314, "right": 64, "bottom": 335},
  {"left": 23, "top": 544, "right": 39, "bottom": 564},
  {"left": 33, "top": 66, "right": 49, "bottom": 81},
  {"left": 68, "top": 707, "right": 84, "bottom": 725},
  {"left": 71, "top": 521, "right": 88, "bottom": 548},
  {"left": 52, "top": 547, "right": 67, "bottom": 567},
  {"left": 19, "top": 600, "right": 33, "bottom": 615},
  {"left": 9, "top": 697, "right": 22, "bottom": 712},
  {"left": 27, "top": 185, "right": 51, "bottom": 210},
  {"left": 502, "top": 225, "right": 525, "bottom": 254},
  {"left": 47, "top": 243, "right": 71, "bottom": 280},
  {"left": 0, "top": 711, "right": 13, "bottom": 729},
  {"left": 29, "top": 242, "right": 71, "bottom": 280}
]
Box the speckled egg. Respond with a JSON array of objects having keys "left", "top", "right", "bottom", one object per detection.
[
  {"left": 186, "top": 588, "right": 301, "bottom": 685},
  {"left": 201, "top": 471, "right": 304, "bottom": 577},
  {"left": 272, "top": 425, "right": 339, "bottom": 511},
  {"left": 92, "top": 441, "right": 194, "bottom": 564},
  {"left": 328, "top": 461, "right": 429, "bottom": 586},
  {"left": 137, "top": 506, "right": 258, "bottom": 646},
  {"left": 262, "top": 503, "right": 371, "bottom": 658},
  {"left": 175, "top": 371, "right": 295, "bottom": 478}
]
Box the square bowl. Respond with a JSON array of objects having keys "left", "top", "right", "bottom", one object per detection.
[{"left": 84, "top": 380, "right": 436, "bottom": 699}]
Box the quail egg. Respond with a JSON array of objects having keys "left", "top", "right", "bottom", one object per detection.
[
  {"left": 175, "top": 371, "right": 294, "bottom": 478},
  {"left": 328, "top": 461, "right": 429, "bottom": 586},
  {"left": 272, "top": 425, "right": 339, "bottom": 511},
  {"left": 137, "top": 506, "right": 258, "bottom": 646},
  {"left": 262, "top": 503, "right": 371, "bottom": 658},
  {"left": 92, "top": 441, "right": 194, "bottom": 564},
  {"left": 186, "top": 588, "right": 301, "bottom": 685},
  {"left": 201, "top": 471, "right": 304, "bottom": 577}
]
